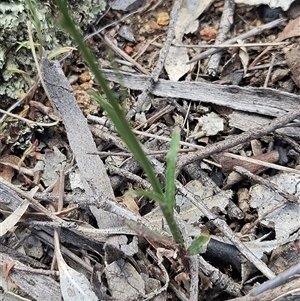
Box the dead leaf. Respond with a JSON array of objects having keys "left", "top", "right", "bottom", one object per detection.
[
  {"left": 3, "top": 260, "right": 18, "bottom": 290},
  {"left": 117, "top": 194, "right": 140, "bottom": 214},
  {"left": 199, "top": 271, "right": 212, "bottom": 292},
  {"left": 251, "top": 140, "right": 263, "bottom": 156},
  {"left": 118, "top": 25, "right": 136, "bottom": 43},
  {"left": 278, "top": 16, "right": 300, "bottom": 40},
  {"left": 237, "top": 40, "right": 249, "bottom": 76},
  {"left": 249, "top": 173, "right": 300, "bottom": 239},
  {"left": 41, "top": 147, "right": 66, "bottom": 187},
  {"left": 0, "top": 200, "right": 29, "bottom": 236},
  {"left": 0, "top": 154, "right": 25, "bottom": 167},
  {"left": 174, "top": 180, "right": 232, "bottom": 235},
  {"left": 175, "top": 0, "right": 215, "bottom": 41},
  {"left": 285, "top": 47, "right": 300, "bottom": 88},
  {"left": 250, "top": 16, "right": 300, "bottom": 67},
  {"left": 269, "top": 240, "right": 300, "bottom": 274},
  {"left": 105, "top": 259, "right": 145, "bottom": 299},
  {"left": 245, "top": 233, "right": 298, "bottom": 260},
  {"left": 234, "top": 0, "right": 295, "bottom": 11},
  {"left": 2, "top": 261, "right": 18, "bottom": 290},
  {"left": 0, "top": 164, "right": 14, "bottom": 182},
  {"left": 3, "top": 261, "right": 15, "bottom": 280},
  {"left": 54, "top": 231, "right": 98, "bottom": 301},
  {"left": 175, "top": 272, "right": 190, "bottom": 283},
  {"left": 156, "top": 247, "right": 176, "bottom": 264},
  {"left": 104, "top": 235, "right": 138, "bottom": 264},
  {"left": 165, "top": 46, "right": 191, "bottom": 81},
  {"left": 189, "top": 112, "right": 224, "bottom": 139},
  {"left": 237, "top": 188, "right": 250, "bottom": 213}
]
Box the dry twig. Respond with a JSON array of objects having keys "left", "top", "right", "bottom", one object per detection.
[
  {"left": 188, "top": 18, "right": 287, "bottom": 64},
  {"left": 177, "top": 105, "right": 300, "bottom": 170},
  {"left": 234, "top": 166, "right": 299, "bottom": 203},
  {"left": 126, "top": 0, "right": 184, "bottom": 119},
  {"left": 264, "top": 54, "right": 276, "bottom": 87},
  {"left": 206, "top": 0, "right": 235, "bottom": 76},
  {"left": 176, "top": 181, "right": 275, "bottom": 279}
]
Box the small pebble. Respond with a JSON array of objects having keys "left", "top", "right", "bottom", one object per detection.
[{"left": 118, "top": 25, "right": 136, "bottom": 43}]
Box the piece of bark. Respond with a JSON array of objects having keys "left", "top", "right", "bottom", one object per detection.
[
  {"left": 198, "top": 256, "right": 242, "bottom": 297},
  {"left": 0, "top": 244, "right": 48, "bottom": 269},
  {"left": 30, "top": 224, "right": 104, "bottom": 251},
  {"left": 41, "top": 59, "right": 114, "bottom": 201},
  {"left": 229, "top": 111, "right": 271, "bottom": 132},
  {"left": 101, "top": 69, "right": 300, "bottom": 117},
  {"left": 41, "top": 60, "right": 142, "bottom": 290},
  {"left": 41, "top": 59, "right": 128, "bottom": 230},
  {"left": 0, "top": 184, "right": 26, "bottom": 212},
  {"left": 231, "top": 278, "right": 300, "bottom": 301},
  {"left": 0, "top": 248, "right": 61, "bottom": 301},
  {"left": 229, "top": 111, "right": 300, "bottom": 139}
]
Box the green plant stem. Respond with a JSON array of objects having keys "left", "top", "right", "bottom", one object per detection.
[
  {"left": 54, "top": 0, "right": 186, "bottom": 250},
  {"left": 54, "top": 0, "right": 162, "bottom": 196}
]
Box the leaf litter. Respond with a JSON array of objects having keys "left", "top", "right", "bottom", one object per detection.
[{"left": 1, "top": 0, "right": 300, "bottom": 300}]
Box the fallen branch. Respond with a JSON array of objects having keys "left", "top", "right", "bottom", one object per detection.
[{"left": 101, "top": 69, "right": 300, "bottom": 117}]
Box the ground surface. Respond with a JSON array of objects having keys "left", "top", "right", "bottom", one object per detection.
[{"left": 1, "top": 0, "right": 300, "bottom": 300}]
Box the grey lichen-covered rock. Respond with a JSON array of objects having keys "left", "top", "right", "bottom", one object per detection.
[{"left": 0, "top": 0, "right": 106, "bottom": 101}]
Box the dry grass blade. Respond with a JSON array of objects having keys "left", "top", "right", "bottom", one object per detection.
[{"left": 0, "top": 200, "right": 29, "bottom": 237}]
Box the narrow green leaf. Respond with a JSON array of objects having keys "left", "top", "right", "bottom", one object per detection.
[
  {"left": 92, "top": 94, "right": 163, "bottom": 195},
  {"left": 127, "top": 189, "right": 165, "bottom": 205},
  {"left": 25, "top": 0, "right": 42, "bottom": 43},
  {"left": 54, "top": 0, "right": 163, "bottom": 196},
  {"left": 188, "top": 235, "right": 210, "bottom": 255},
  {"left": 128, "top": 189, "right": 184, "bottom": 248},
  {"left": 16, "top": 41, "right": 40, "bottom": 52},
  {"left": 163, "top": 213, "right": 184, "bottom": 247},
  {"left": 54, "top": 0, "right": 185, "bottom": 250},
  {"left": 165, "top": 128, "right": 180, "bottom": 214}
]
